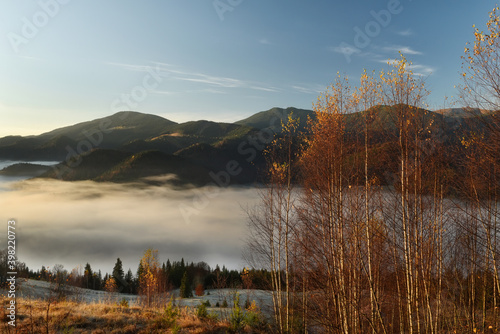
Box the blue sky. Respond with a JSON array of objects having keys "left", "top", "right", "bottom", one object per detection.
[{"left": 0, "top": 0, "right": 497, "bottom": 137}]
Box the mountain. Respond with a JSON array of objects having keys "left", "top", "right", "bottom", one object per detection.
[
  {"left": 0, "top": 112, "right": 177, "bottom": 160},
  {"left": 95, "top": 150, "right": 213, "bottom": 186},
  {"left": 235, "top": 107, "right": 314, "bottom": 132},
  {"left": 0, "top": 106, "right": 496, "bottom": 187},
  {"left": 41, "top": 149, "right": 214, "bottom": 186},
  {"left": 0, "top": 163, "right": 52, "bottom": 177},
  {"left": 434, "top": 108, "right": 490, "bottom": 118},
  {"left": 41, "top": 149, "right": 132, "bottom": 181},
  {"left": 38, "top": 111, "right": 177, "bottom": 144}
]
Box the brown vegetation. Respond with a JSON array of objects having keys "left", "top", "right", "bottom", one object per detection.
[
  {"left": 245, "top": 6, "right": 499, "bottom": 332},
  {"left": 0, "top": 295, "right": 268, "bottom": 334}
]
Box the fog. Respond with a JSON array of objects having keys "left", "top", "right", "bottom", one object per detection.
[{"left": 0, "top": 174, "right": 261, "bottom": 275}]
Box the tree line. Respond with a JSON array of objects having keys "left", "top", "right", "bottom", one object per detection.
[{"left": 0, "top": 248, "right": 271, "bottom": 305}]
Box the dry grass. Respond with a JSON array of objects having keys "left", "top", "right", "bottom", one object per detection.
[{"left": 0, "top": 296, "right": 268, "bottom": 334}]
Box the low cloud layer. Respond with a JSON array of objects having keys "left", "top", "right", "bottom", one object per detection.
[{"left": 0, "top": 178, "right": 260, "bottom": 274}]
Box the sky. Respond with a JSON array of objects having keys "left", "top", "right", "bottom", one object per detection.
[{"left": 0, "top": 0, "right": 497, "bottom": 137}]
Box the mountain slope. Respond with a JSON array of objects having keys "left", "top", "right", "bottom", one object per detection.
[
  {"left": 95, "top": 150, "right": 212, "bottom": 185},
  {"left": 0, "top": 112, "right": 178, "bottom": 160},
  {"left": 38, "top": 111, "right": 177, "bottom": 147},
  {"left": 41, "top": 149, "right": 132, "bottom": 181},
  {"left": 40, "top": 149, "right": 214, "bottom": 186},
  {"left": 0, "top": 163, "right": 52, "bottom": 177},
  {"left": 236, "top": 107, "right": 314, "bottom": 132}
]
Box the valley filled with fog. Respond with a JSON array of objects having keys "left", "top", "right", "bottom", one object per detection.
[{"left": 0, "top": 161, "right": 261, "bottom": 274}]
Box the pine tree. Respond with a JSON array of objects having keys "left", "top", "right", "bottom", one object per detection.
[
  {"left": 125, "top": 269, "right": 134, "bottom": 294},
  {"left": 113, "top": 258, "right": 125, "bottom": 291},
  {"left": 96, "top": 270, "right": 102, "bottom": 290},
  {"left": 180, "top": 271, "right": 192, "bottom": 298},
  {"left": 84, "top": 263, "right": 93, "bottom": 289}
]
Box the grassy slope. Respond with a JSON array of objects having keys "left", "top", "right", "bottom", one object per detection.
[
  {"left": 0, "top": 296, "right": 260, "bottom": 333},
  {"left": 1, "top": 278, "right": 271, "bottom": 333}
]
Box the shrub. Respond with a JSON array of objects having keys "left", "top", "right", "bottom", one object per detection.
[
  {"left": 196, "top": 302, "right": 208, "bottom": 319},
  {"left": 244, "top": 296, "right": 251, "bottom": 310},
  {"left": 153, "top": 297, "right": 179, "bottom": 330},
  {"left": 117, "top": 298, "right": 129, "bottom": 308},
  {"left": 195, "top": 283, "right": 204, "bottom": 296},
  {"left": 229, "top": 293, "right": 245, "bottom": 331}
]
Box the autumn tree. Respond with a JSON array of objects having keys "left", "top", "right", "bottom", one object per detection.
[
  {"left": 459, "top": 5, "right": 500, "bottom": 331},
  {"left": 245, "top": 114, "right": 301, "bottom": 333},
  {"left": 104, "top": 277, "right": 118, "bottom": 293},
  {"left": 138, "top": 248, "right": 161, "bottom": 307},
  {"left": 299, "top": 73, "right": 364, "bottom": 333}
]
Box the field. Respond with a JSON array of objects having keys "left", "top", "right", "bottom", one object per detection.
[{"left": 1, "top": 279, "right": 273, "bottom": 333}]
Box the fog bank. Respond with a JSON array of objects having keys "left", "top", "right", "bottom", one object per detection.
[{"left": 0, "top": 177, "right": 260, "bottom": 274}]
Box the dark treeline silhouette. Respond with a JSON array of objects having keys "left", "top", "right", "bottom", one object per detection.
[{"left": 0, "top": 251, "right": 271, "bottom": 297}]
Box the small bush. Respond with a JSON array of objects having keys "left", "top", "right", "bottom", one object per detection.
[
  {"left": 245, "top": 311, "right": 262, "bottom": 328},
  {"left": 222, "top": 299, "right": 228, "bottom": 308},
  {"left": 196, "top": 302, "right": 208, "bottom": 319},
  {"left": 229, "top": 293, "right": 245, "bottom": 332},
  {"left": 216, "top": 301, "right": 220, "bottom": 307},
  {"left": 153, "top": 297, "right": 179, "bottom": 329},
  {"left": 117, "top": 298, "right": 129, "bottom": 308},
  {"left": 195, "top": 283, "right": 205, "bottom": 296},
  {"left": 244, "top": 296, "right": 251, "bottom": 310},
  {"left": 203, "top": 300, "right": 211, "bottom": 307}
]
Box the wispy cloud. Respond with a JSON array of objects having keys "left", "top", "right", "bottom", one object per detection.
[
  {"left": 249, "top": 85, "right": 279, "bottom": 92},
  {"left": 378, "top": 59, "right": 436, "bottom": 76},
  {"left": 330, "top": 45, "right": 361, "bottom": 56},
  {"left": 292, "top": 84, "right": 324, "bottom": 94},
  {"left": 383, "top": 45, "right": 423, "bottom": 55},
  {"left": 258, "top": 38, "right": 272, "bottom": 45},
  {"left": 107, "top": 61, "right": 173, "bottom": 72},
  {"left": 151, "top": 90, "right": 178, "bottom": 96},
  {"left": 397, "top": 29, "right": 413, "bottom": 36},
  {"left": 108, "top": 61, "right": 278, "bottom": 93},
  {"left": 408, "top": 64, "right": 435, "bottom": 76}
]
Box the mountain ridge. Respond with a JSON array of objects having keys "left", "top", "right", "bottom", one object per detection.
[{"left": 0, "top": 106, "right": 496, "bottom": 187}]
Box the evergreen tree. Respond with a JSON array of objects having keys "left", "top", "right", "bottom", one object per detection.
[
  {"left": 40, "top": 266, "right": 48, "bottom": 281},
  {"left": 113, "top": 258, "right": 125, "bottom": 291},
  {"left": 125, "top": 269, "right": 134, "bottom": 294},
  {"left": 84, "top": 263, "right": 93, "bottom": 289},
  {"left": 97, "top": 270, "right": 102, "bottom": 290},
  {"left": 180, "top": 271, "right": 192, "bottom": 298}
]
